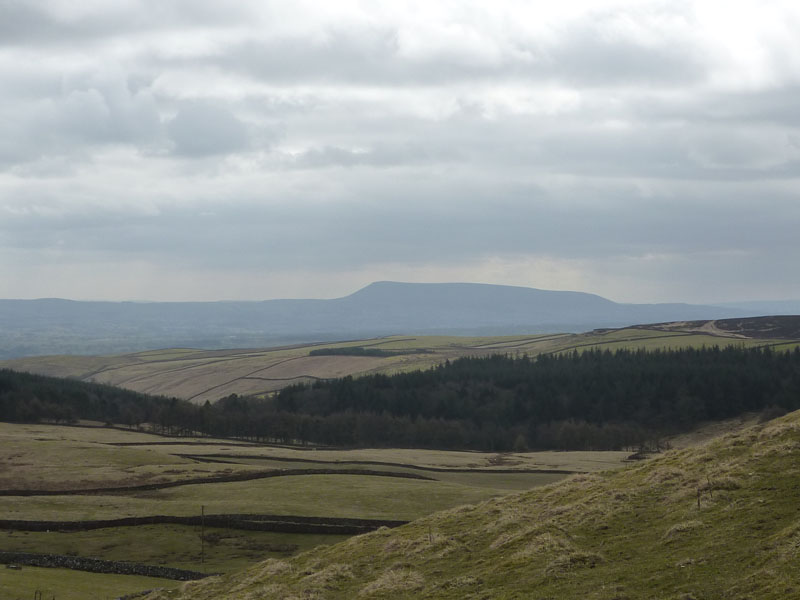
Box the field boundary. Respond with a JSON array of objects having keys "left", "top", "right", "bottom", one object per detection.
[
  {"left": 0, "top": 468, "right": 435, "bottom": 497},
  {"left": 0, "top": 551, "right": 210, "bottom": 581},
  {"left": 174, "top": 453, "right": 579, "bottom": 475},
  {"left": 0, "top": 514, "right": 407, "bottom": 535}
]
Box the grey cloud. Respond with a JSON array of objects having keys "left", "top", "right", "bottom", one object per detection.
[
  {"left": 196, "top": 8, "right": 705, "bottom": 89},
  {"left": 211, "top": 30, "right": 512, "bottom": 87},
  {"left": 0, "top": 1, "right": 147, "bottom": 47},
  {"left": 3, "top": 175, "right": 797, "bottom": 272},
  {"left": 0, "top": 0, "right": 253, "bottom": 47},
  {"left": 3, "top": 165, "right": 799, "bottom": 304},
  {"left": 217, "top": 31, "right": 402, "bottom": 85},
  {"left": 543, "top": 11, "right": 706, "bottom": 86},
  {"left": 0, "top": 70, "right": 162, "bottom": 167},
  {"left": 293, "top": 143, "right": 458, "bottom": 168},
  {"left": 530, "top": 122, "right": 800, "bottom": 179},
  {"left": 283, "top": 106, "right": 800, "bottom": 181},
  {"left": 548, "top": 35, "right": 704, "bottom": 86},
  {"left": 635, "top": 87, "right": 800, "bottom": 128},
  {"left": 52, "top": 86, "right": 158, "bottom": 144},
  {"left": 166, "top": 103, "right": 249, "bottom": 157},
  {"left": 0, "top": 1, "right": 62, "bottom": 45}
]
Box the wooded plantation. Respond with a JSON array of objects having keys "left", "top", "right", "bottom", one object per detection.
[{"left": 2, "top": 346, "right": 799, "bottom": 451}]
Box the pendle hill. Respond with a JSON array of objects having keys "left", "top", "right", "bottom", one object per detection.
[{"left": 0, "top": 281, "right": 788, "bottom": 359}]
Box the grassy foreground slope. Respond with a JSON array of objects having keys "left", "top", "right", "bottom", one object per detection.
[{"left": 147, "top": 411, "right": 800, "bottom": 600}]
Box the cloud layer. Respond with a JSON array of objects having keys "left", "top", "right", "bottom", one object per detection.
[{"left": 1, "top": 0, "right": 799, "bottom": 302}]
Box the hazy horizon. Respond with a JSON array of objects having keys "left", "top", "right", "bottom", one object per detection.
[
  {"left": 2, "top": 280, "right": 799, "bottom": 308},
  {"left": 2, "top": 1, "right": 799, "bottom": 305}
]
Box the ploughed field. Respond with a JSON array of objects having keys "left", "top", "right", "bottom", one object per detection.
[
  {"left": 0, "top": 422, "right": 629, "bottom": 599},
  {"left": 4, "top": 317, "right": 798, "bottom": 404}
]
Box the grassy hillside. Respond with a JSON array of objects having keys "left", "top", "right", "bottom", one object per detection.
[
  {"left": 4, "top": 317, "right": 797, "bottom": 403},
  {"left": 144, "top": 410, "right": 800, "bottom": 599}
]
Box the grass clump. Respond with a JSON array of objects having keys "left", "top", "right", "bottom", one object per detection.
[
  {"left": 545, "top": 550, "right": 604, "bottom": 576},
  {"left": 358, "top": 568, "right": 424, "bottom": 597},
  {"left": 512, "top": 532, "right": 574, "bottom": 560},
  {"left": 663, "top": 520, "right": 704, "bottom": 541},
  {"left": 301, "top": 563, "right": 355, "bottom": 589}
]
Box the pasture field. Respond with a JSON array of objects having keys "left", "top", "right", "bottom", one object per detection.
[
  {"left": 0, "top": 422, "right": 629, "bottom": 599},
  {"left": 0, "top": 565, "right": 174, "bottom": 600},
  {"left": 2, "top": 525, "right": 346, "bottom": 575},
  {"left": 0, "top": 423, "right": 626, "bottom": 491},
  {"left": 1, "top": 475, "right": 533, "bottom": 522},
  {"left": 3, "top": 324, "right": 790, "bottom": 404}
]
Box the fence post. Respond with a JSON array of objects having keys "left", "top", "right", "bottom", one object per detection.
[{"left": 200, "top": 505, "right": 205, "bottom": 565}]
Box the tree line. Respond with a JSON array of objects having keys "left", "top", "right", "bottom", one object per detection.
[
  {"left": 2, "top": 346, "right": 798, "bottom": 451},
  {"left": 268, "top": 347, "right": 800, "bottom": 450},
  {"left": 0, "top": 368, "right": 187, "bottom": 430}
]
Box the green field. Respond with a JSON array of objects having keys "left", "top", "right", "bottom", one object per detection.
[
  {"left": 2, "top": 525, "right": 346, "bottom": 575},
  {"left": 2, "top": 325, "right": 789, "bottom": 404},
  {"left": 0, "top": 422, "right": 628, "bottom": 598},
  {"left": 0, "top": 565, "right": 174, "bottom": 600}
]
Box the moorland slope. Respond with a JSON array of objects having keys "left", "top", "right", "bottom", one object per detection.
[{"left": 146, "top": 410, "right": 800, "bottom": 599}]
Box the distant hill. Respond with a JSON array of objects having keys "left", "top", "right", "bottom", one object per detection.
[{"left": 0, "top": 281, "right": 760, "bottom": 358}]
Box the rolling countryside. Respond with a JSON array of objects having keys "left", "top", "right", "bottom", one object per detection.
[
  {"left": 1, "top": 316, "right": 799, "bottom": 598},
  {"left": 5, "top": 2, "right": 800, "bottom": 598},
  {"left": 4, "top": 316, "right": 798, "bottom": 404}
]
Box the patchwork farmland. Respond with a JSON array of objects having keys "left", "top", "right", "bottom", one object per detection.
[{"left": 4, "top": 318, "right": 796, "bottom": 404}]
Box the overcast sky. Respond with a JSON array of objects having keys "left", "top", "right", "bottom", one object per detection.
[{"left": 1, "top": 0, "right": 798, "bottom": 303}]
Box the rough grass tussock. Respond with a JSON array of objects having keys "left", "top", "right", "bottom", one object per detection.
[
  {"left": 511, "top": 532, "right": 574, "bottom": 561},
  {"left": 358, "top": 568, "right": 424, "bottom": 597},
  {"left": 663, "top": 520, "right": 704, "bottom": 541},
  {"left": 300, "top": 563, "right": 355, "bottom": 589},
  {"left": 544, "top": 550, "right": 604, "bottom": 576}
]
